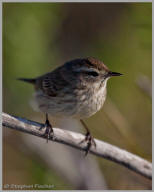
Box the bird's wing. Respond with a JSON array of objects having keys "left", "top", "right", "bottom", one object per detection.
[
  {"left": 42, "top": 75, "right": 58, "bottom": 97},
  {"left": 36, "top": 69, "right": 69, "bottom": 97}
]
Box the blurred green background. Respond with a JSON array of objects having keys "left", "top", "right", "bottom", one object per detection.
[{"left": 3, "top": 3, "right": 152, "bottom": 190}]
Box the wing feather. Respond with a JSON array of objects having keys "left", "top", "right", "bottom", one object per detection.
[{"left": 35, "top": 68, "right": 69, "bottom": 97}]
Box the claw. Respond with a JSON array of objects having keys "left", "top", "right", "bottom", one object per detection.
[
  {"left": 42, "top": 114, "right": 54, "bottom": 142},
  {"left": 80, "top": 132, "right": 96, "bottom": 156},
  {"left": 44, "top": 123, "right": 53, "bottom": 143}
]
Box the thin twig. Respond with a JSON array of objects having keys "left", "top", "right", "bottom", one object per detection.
[
  {"left": 2, "top": 112, "right": 152, "bottom": 180},
  {"left": 136, "top": 75, "right": 152, "bottom": 98}
]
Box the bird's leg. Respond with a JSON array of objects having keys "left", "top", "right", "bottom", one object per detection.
[
  {"left": 80, "top": 119, "right": 96, "bottom": 156},
  {"left": 40, "top": 113, "right": 54, "bottom": 143}
]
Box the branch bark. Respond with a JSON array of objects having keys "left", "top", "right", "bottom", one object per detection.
[{"left": 2, "top": 112, "right": 152, "bottom": 180}]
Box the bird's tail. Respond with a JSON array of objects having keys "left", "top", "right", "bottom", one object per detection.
[{"left": 17, "top": 78, "right": 36, "bottom": 84}]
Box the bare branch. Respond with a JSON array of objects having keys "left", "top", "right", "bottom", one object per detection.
[{"left": 2, "top": 112, "right": 152, "bottom": 180}]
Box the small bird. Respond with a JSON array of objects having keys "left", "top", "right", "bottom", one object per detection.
[{"left": 18, "top": 57, "right": 122, "bottom": 154}]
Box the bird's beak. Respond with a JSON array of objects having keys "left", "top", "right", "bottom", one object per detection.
[{"left": 108, "top": 71, "right": 123, "bottom": 77}]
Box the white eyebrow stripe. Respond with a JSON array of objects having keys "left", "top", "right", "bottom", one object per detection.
[{"left": 74, "top": 67, "right": 99, "bottom": 73}]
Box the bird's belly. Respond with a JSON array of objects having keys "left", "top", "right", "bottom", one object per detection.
[
  {"left": 32, "top": 88, "right": 106, "bottom": 119},
  {"left": 31, "top": 90, "right": 79, "bottom": 117}
]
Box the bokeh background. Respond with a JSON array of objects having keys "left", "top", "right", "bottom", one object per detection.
[{"left": 3, "top": 2, "right": 152, "bottom": 190}]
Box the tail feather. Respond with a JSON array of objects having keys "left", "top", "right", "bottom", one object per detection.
[{"left": 17, "top": 78, "right": 36, "bottom": 84}]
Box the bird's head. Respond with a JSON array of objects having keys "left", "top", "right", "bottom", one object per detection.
[{"left": 65, "top": 57, "right": 123, "bottom": 87}]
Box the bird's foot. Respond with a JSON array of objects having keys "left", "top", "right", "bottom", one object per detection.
[
  {"left": 39, "top": 116, "right": 55, "bottom": 142},
  {"left": 80, "top": 132, "right": 96, "bottom": 156},
  {"left": 44, "top": 119, "right": 54, "bottom": 143}
]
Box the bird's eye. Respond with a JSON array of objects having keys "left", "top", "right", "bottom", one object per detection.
[{"left": 86, "top": 71, "right": 99, "bottom": 77}]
